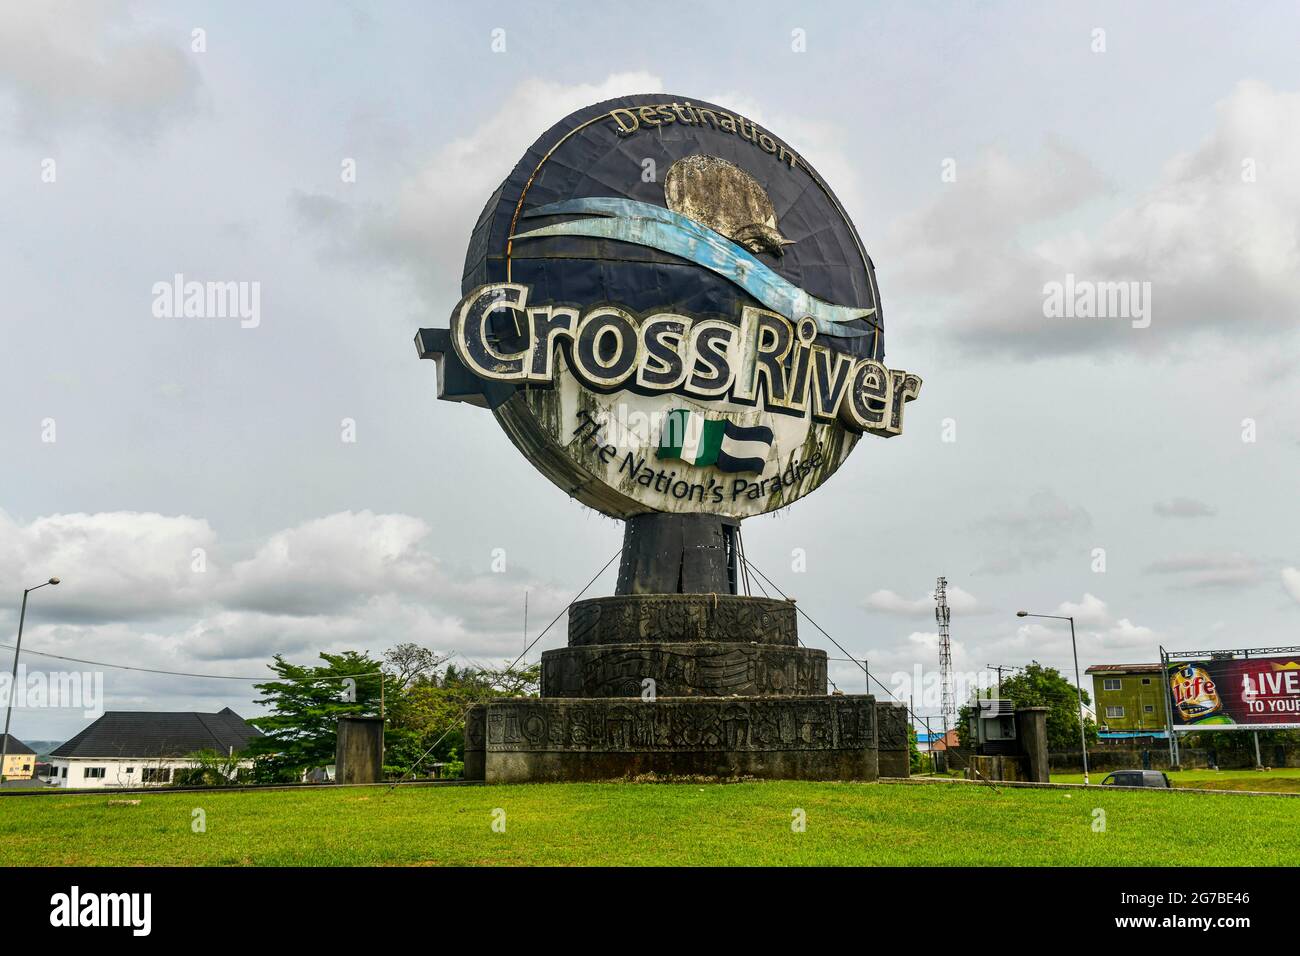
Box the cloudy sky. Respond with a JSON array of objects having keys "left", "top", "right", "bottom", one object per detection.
[{"left": 2, "top": 1, "right": 1298, "bottom": 740}]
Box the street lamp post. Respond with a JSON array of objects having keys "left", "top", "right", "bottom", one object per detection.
[
  {"left": 2, "top": 578, "right": 60, "bottom": 784},
  {"left": 1017, "top": 609, "right": 1090, "bottom": 785}
]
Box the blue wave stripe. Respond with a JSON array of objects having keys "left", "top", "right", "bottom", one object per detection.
[{"left": 515, "top": 198, "right": 874, "bottom": 339}]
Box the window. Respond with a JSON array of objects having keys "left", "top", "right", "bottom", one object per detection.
[
  {"left": 61, "top": 767, "right": 68, "bottom": 778},
  {"left": 1103, "top": 678, "right": 1122, "bottom": 691},
  {"left": 142, "top": 768, "right": 172, "bottom": 784},
  {"left": 83, "top": 767, "right": 106, "bottom": 779},
  {"left": 125, "top": 767, "right": 135, "bottom": 774},
  {"left": 1106, "top": 705, "right": 1126, "bottom": 718},
  {"left": 1141, "top": 678, "right": 1152, "bottom": 685},
  {"left": 1144, "top": 705, "right": 1155, "bottom": 713},
  {"left": 21, "top": 763, "right": 30, "bottom": 772}
]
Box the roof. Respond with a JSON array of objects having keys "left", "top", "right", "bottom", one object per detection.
[
  {"left": 0, "top": 734, "right": 36, "bottom": 755},
  {"left": 918, "top": 729, "right": 960, "bottom": 749},
  {"left": 51, "top": 708, "right": 262, "bottom": 759},
  {"left": 1085, "top": 663, "right": 1162, "bottom": 674}
]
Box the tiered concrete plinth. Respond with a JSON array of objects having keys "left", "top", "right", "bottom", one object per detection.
[{"left": 464, "top": 595, "right": 908, "bottom": 783}]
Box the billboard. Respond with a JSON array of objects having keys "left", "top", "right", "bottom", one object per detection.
[
  {"left": 1166, "top": 655, "right": 1300, "bottom": 730},
  {"left": 415, "top": 95, "right": 921, "bottom": 520}
]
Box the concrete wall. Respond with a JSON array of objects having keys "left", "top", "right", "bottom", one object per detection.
[
  {"left": 473, "top": 695, "right": 880, "bottom": 783},
  {"left": 965, "top": 754, "right": 1032, "bottom": 782},
  {"left": 1050, "top": 745, "right": 1300, "bottom": 772},
  {"left": 875, "top": 701, "right": 911, "bottom": 777}
]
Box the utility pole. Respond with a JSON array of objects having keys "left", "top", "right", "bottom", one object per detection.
[
  {"left": 986, "top": 663, "right": 1025, "bottom": 697},
  {"left": 910, "top": 694, "right": 916, "bottom": 772},
  {"left": 1017, "top": 610, "right": 1091, "bottom": 785},
  {"left": 2, "top": 578, "right": 60, "bottom": 785},
  {"left": 925, "top": 714, "right": 935, "bottom": 773},
  {"left": 1160, "top": 647, "right": 1179, "bottom": 767}
]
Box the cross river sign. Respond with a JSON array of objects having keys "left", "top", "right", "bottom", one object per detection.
[{"left": 417, "top": 94, "right": 922, "bottom": 520}]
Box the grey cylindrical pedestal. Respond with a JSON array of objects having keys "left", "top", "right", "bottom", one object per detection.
[{"left": 616, "top": 513, "right": 737, "bottom": 595}]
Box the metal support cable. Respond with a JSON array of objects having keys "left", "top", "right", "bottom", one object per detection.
[
  {"left": 0, "top": 643, "right": 379, "bottom": 683},
  {"left": 736, "top": 552, "right": 999, "bottom": 790},
  {"left": 384, "top": 548, "right": 622, "bottom": 791}
]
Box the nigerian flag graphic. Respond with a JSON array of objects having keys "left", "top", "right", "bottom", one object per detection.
[{"left": 657, "top": 409, "right": 774, "bottom": 474}]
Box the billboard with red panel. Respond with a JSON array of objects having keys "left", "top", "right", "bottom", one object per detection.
[{"left": 1167, "top": 655, "right": 1300, "bottom": 730}]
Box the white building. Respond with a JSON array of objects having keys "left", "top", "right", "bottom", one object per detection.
[{"left": 46, "top": 707, "right": 261, "bottom": 789}]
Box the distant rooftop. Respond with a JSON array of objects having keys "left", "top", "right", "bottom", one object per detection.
[
  {"left": 0, "top": 734, "right": 36, "bottom": 755},
  {"left": 51, "top": 708, "right": 262, "bottom": 759},
  {"left": 1085, "top": 663, "right": 1162, "bottom": 674}
]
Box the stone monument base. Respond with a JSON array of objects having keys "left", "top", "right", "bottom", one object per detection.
[
  {"left": 458, "top": 592, "right": 909, "bottom": 785},
  {"left": 463, "top": 694, "right": 885, "bottom": 784}
]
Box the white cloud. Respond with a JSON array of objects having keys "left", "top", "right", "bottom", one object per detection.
[
  {"left": 226, "top": 511, "right": 438, "bottom": 615},
  {"left": 1153, "top": 497, "right": 1217, "bottom": 518},
  {"left": 1283, "top": 568, "right": 1300, "bottom": 604},
  {"left": 1098, "top": 618, "right": 1156, "bottom": 648},
  {"left": 1053, "top": 593, "right": 1110, "bottom": 626},
  {"left": 293, "top": 72, "right": 664, "bottom": 300},
  {"left": 887, "top": 80, "right": 1300, "bottom": 358},
  {"left": 979, "top": 489, "right": 1092, "bottom": 538},
  {"left": 1144, "top": 552, "right": 1264, "bottom": 590},
  {"left": 864, "top": 584, "right": 981, "bottom": 615},
  {"left": 0, "top": 510, "right": 219, "bottom": 622},
  {"left": 972, "top": 489, "right": 1090, "bottom": 575},
  {"left": 292, "top": 73, "right": 872, "bottom": 315},
  {"left": 0, "top": 509, "right": 574, "bottom": 670},
  {"left": 0, "top": 1, "right": 202, "bottom": 138},
  {"left": 889, "top": 136, "right": 1109, "bottom": 298},
  {"left": 1024, "top": 597, "right": 1160, "bottom": 655}
]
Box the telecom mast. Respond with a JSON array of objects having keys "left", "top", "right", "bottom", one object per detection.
[{"left": 935, "top": 576, "right": 954, "bottom": 725}]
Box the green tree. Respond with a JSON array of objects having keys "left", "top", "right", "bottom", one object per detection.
[
  {"left": 908, "top": 725, "right": 923, "bottom": 773},
  {"left": 957, "top": 663, "right": 1098, "bottom": 752},
  {"left": 1181, "top": 728, "right": 1300, "bottom": 766},
  {"left": 172, "top": 748, "right": 247, "bottom": 787},
  {"left": 247, "top": 651, "right": 390, "bottom": 782},
  {"left": 384, "top": 662, "right": 541, "bottom": 778},
  {"left": 246, "top": 647, "right": 542, "bottom": 783},
  {"left": 384, "top": 642, "right": 451, "bottom": 689}
]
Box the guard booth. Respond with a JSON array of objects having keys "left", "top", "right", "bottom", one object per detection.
[
  {"left": 970, "top": 699, "right": 1018, "bottom": 754},
  {"left": 966, "top": 700, "right": 1050, "bottom": 783}
]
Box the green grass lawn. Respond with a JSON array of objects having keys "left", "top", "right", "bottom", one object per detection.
[
  {"left": 1051, "top": 768, "right": 1300, "bottom": 793},
  {"left": 3, "top": 779, "right": 1299, "bottom": 866}
]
